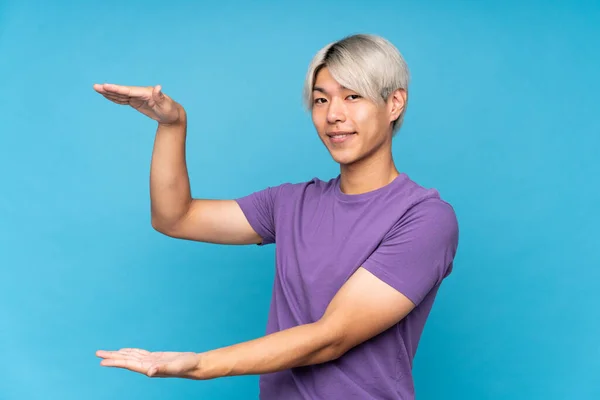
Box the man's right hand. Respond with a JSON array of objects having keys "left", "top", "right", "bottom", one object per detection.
[
  {"left": 93, "top": 82, "right": 262, "bottom": 245},
  {"left": 93, "top": 83, "right": 183, "bottom": 126}
]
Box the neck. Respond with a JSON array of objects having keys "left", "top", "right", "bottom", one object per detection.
[{"left": 339, "top": 148, "right": 399, "bottom": 195}]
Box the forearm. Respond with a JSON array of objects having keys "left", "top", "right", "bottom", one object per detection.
[
  {"left": 149, "top": 105, "right": 192, "bottom": 228},
  {"left": 195, "top": 321, "right": 342, "bottom": 380}
]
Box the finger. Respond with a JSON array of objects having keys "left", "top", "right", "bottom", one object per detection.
[
  {"left": 96, "top": 95, "right": 129, "bottom": 104},
  {"left": 152, "top": 85, "right": 164, "bottom": 102},
  {"left": 147, "top": 364, "right": 161, "bottom": 377},
  {"left": 93, "top": 83, "right": 106, "bottom": 93},
  {"left": 147, "top": 362, "right": 174, "bottom": 378},
  {"left": 117, "top": 348, "right": 137, "bottom": 359},
  {"left": 93, "top": 83, "right": 118, "bottom": 94},
  {"left": 94, "top": 85, "right": 135, "bottom": 102},
  {"left": 103, "top": 84, "right": 152, "bottom": 99},
  {"left": 96, "top": 350, "right": 128, "bottom": 359},
  {"left": 147, "top": 85, "right": 165, "bottom": 108},
  {"left": 93, "top": 83, "right": 129, "bottom": 98},
  {"left": 102, "top": 92, "right": 129, "bottom": 100},
  {"left": 109, "top": 348, "right": 141, "bottom": 360},
  {"left": 97, "top": 347, "right": 150, "bottom": 355},
  {"left": 119, "top": 347, "right": 136, "bottom": 353},
  {"left": 96, "top": 350, "right": 115, "bottom": 358},
  {"left": 94, "top": 87, "right": 131, "bottom": 103},
  {"left": 119, "top": 348, "right": 150, "bottom": 359},
  {"left": 93, "top": 84, "right": 148, "bottom": 100},
  {"left": 102, "top": 95, "right": 129, "bottom": 105},
  {"left": 102, "top": 93, "right": 137, "bottom": 105},
  {"left": 96, "top": 349, "right": 139, "bottom": 359},
  {"left": 118, "top": 348, "right": 150, "bottom": 355},
  {"left": 100, "top": 357, "right": 146, "bottom": 374}
]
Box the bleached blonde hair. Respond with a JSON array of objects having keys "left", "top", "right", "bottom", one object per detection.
[{"left": 303, "top": 34, "right": 410, "bottom": 135}]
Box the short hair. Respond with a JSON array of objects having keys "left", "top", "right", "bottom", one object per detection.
[{"left": 303, "top": 34, "right": 410, "bottom": 135}]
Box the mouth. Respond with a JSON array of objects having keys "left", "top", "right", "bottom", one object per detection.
[{"left": 326, "top": 131, "right": 356, "bottom": 144}]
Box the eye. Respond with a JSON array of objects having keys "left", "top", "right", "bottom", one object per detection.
[
  {"left": 314, "top": 97, "right": 327, "bottom": 104},
  {"left": 347, "top": 94, "right": 361, "bottom": 100}
]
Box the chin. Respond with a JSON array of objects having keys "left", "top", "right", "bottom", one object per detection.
[
  {"left": 320, "top": 137, "right": 363, "bottom": 165},
  {"left": 329, "top": 150, "right": 360, "bottom": 166}
]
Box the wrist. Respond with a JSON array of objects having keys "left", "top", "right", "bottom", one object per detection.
[
  {"left": 158, "top": 104, "right": 187, "bottom": 129},
  {"left": 191, "top": 351, "right": 224, "bottom": 380},
  {"left": 187, "top": 352, "right": 206, "bottom": 380}
]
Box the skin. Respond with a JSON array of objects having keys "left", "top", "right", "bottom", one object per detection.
[
  {"left": 93, "top": 69, "right": 415, "bottom": 381},
  {"left": 312, "top": 66, "right": 406, "bottom": 195}
]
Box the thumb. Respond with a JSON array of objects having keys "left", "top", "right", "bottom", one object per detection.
[
  {"left": 147, "top": 363, "right": 163, "bottom": 377},
  {"left": 152, "top": 85, "right": 164, "bottom": 103}
]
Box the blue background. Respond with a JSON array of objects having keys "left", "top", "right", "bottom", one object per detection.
[{"left": 1, "top": 1, "right": 599, "bottom": 399}]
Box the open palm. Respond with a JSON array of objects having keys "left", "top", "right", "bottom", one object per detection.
[
  {"left": 96, "top": 348, "right": 201, "bottom": 379},
  {"left": 92, "top": 83, "right": 182, "bottom": 125}
]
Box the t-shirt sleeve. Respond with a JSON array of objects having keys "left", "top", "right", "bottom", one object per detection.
[
  {"left": 234, "top": 185, "right": 285, "bottom": 246},
  {"left": 362, "top": 198, "right": 459, "bottom": 306}
]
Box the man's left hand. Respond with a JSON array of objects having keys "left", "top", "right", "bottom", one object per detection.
[{"left": 96, "top": 348, "right": 202, "bottom": 379}]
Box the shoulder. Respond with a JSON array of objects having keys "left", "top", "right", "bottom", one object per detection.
[
  {"left": 395, "top": 178, "right": 459, "bottom": 244},
  {"left": 405, "top": 197, "right": 459, "bottom": 239},
  {"left": 388, "top": 174, "right": 459, "bottom": 242}
]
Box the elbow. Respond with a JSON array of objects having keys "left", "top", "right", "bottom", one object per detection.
[
  {"left": 327, "top": 338, "right": 349, "bottom": 362},
  {"left": 313, "top": 320, "right": 350, "bottom": 363},
  {"left": 151, "top": 216, "right": 167, "bottom": 233},
  {"left": 151, "top": 216, "right": 178, "bottom": 236},
  {"left": 150, "top": 203, "right": 192, "bottom": 236},
  {"left": 322, "top": 338, "right": 348, "bottom": 364}
]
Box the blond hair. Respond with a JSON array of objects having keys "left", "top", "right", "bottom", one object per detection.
[{"left": 303, "top": 34, "right": 410, "bottom": 134}]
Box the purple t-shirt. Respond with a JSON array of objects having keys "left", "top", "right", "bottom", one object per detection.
[{"left": 235, "top": 173, "right": 459, "bottom": 399}]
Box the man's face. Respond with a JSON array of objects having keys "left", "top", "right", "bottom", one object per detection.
[{"left": 311, "top": 67, "right": 404, "bottom": 167}]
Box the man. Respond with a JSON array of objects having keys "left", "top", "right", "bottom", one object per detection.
[{"left": 94, "top": 33, "right": 459, "bottom": 399}]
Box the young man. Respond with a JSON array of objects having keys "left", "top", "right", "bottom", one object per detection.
[{"left": 94, "top": 34, "right": 459, "bottom": 399}]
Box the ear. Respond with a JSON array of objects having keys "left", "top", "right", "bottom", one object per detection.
[{"left": 388, "top": 89, "right": 407, "bottom": 123}]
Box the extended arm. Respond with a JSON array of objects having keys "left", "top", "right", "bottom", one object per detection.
[{"left": 194, "top": 267, "right": 414, "bottom": 379}]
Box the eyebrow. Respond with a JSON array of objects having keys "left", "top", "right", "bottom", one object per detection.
[{"left": 313, "top": 85, "right": 350, "bottom": 96}]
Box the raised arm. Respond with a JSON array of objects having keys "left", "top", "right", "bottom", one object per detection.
[{"left": 93, "top": 83, "right": 261, "bottom": 245}]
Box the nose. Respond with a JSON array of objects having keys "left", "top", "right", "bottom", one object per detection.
[{"left": 326, "top": 97, "right": 346, "bottom": 124}]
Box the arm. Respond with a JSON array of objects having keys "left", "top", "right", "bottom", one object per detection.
[
  {"left": 96, "top": 267, "right": 415, "bottom": 379},
  {"left": 194, "top": 267, "right": 415, "bottom": 379},
  {"left": 149, "top": 110, "right": 261, "bottom": 245},
  {"left": 93, "top": 83, "right": 261, "bottom": 245},
  {"left": 96, "top": 200, "right": 457, "bottom": 379},
  {"left": 192, "top": 200, "right": 458, "bottom": 379}
]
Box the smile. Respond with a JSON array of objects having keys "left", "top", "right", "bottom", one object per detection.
[{"left": 326, "top": 132, "right": 356, "bottom": 144}]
